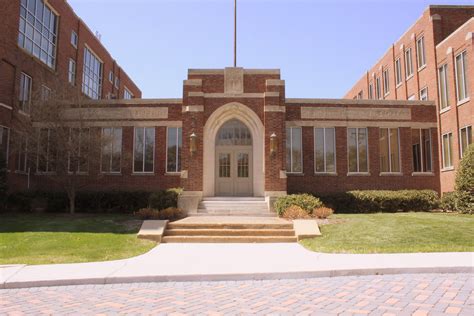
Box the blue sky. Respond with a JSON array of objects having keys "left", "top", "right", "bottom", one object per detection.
[{"left": 68, "top": 0, "right": 473, "bottom": 98}]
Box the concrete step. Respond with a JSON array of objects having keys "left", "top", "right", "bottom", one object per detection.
[
  {"left": 161, "top": 236, "right": 298, "bottom": 243},
  {"left": 167, "top": 222, "right": 293, "bottom": 230},
  {"left": 194, "top": 211, "right": 274, "bottom": 217},
  {"left": 202, "top": 197, "right": 265, "bottom": 201},
  {"left": 164, "top": 228, "right": 296, "bottom": 236}
]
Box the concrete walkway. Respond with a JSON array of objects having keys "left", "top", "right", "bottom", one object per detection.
[{"left": 1, "top": 243, "right": 473, "bottom": 289}]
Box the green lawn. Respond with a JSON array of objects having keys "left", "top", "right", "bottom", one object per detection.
[
  {"left": 301, "top": 212, "right": 474, "bottom": 253},
  {"left": 0, "top": 213, "right": 156, "bottom": 265}
]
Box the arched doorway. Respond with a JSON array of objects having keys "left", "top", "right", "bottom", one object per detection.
[{"left": 215, "top": 119, "right": 253, "bottom": 196}]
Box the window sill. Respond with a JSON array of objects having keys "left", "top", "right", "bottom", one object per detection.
[
  {"left": 441, "top": 167, "right": 454, "bottom": 172},
  {"left": 406, "top": 74, "right": 414, "bottom": 81},
  {"left": 286, "top": 172, "right": 304, "bottom": 176},
  {"left": 418, "top": 64, "right": 426, "bottom": 72},
  {"left": 396, "top": 83, "right": 403, "bottom": 89},
  {"left": 439, "top": 106, "right": 451, "bottom": 114},
  {"left": 347, "top": 172, "right": 370, "bottom": 176},
  {"left": 412, "top": 172, "right": 435, "bottom": 176},
  {"left": 14, "top": 170, "right": 28, "bottom": 175},
  {"left": 379, "top": 172, "right": 403, "bottom": 176},
  {"left": 18, "top": 109, "right": 30, "bottom": 117},
  {"left": 132, "top": 172, "right": 155, "bottom": 176},
  {"left": 384, "top": 92, "right": 390, "bottom": 98},
  {"left": 165, "top": 172, "right": 181, "bottom": 176},
  {"left": 101, "top": 172, "right": 122, "bottom": 176},
  {"left": 457, "top": 97, "right": 470, "bottom": 106},
  {"left": 36, "top": 172, "right": 57, "bottom": 176},
  {"left": 0, "top": 102, "right": 13, "bottom": 111},
  {"left": 314, "top": 172, "right": 338, "bottom": 176}
]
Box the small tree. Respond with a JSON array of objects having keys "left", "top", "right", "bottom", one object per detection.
[{"left": 455, "top": 143, "right": 474, "bottom": 214}]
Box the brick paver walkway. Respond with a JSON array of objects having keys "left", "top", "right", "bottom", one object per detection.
[{"left": 0, "top": 273, "right": 472, "bottom": 315}]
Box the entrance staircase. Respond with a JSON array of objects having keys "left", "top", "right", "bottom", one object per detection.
[{"left": 195, "top": 197, "right": 273, "bottom": 217}]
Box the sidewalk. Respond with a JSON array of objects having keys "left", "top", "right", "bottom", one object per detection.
[{"left": 1, "top": 243, "right": 473, "bottom": 289}]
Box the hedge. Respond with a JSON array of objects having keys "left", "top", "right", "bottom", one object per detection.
[
  {"left": 274, "top": 194, "right": 323, "bottom": 216},
  {"left": 315, "top": 190, "right": 439, "bottom": 213}
]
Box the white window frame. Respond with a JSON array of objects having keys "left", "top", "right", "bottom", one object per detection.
[
  {"left": 379, "top": 128, "right": 401, "bottom": 174},
  {"left": 412, "top": 128, "right": 433, "bottom": 174},
  {"left": 133, "top": 127, "right": 155, "bottom": 174},
  {"left": 347, "top": 127, "right": 369, "bottom": 174},
  {"left": 419, "top": 87, "right": 428, "bottom": 101},
  {"left": 368, "top": 82, "right": 373, "bottom": 100},
  {"left": 395, "top": 58, "right": 402, "bottom": 86},
  {"left": 442, "top": 132, "right": 453, "bottom": 169},
  {"left": 382, "top": 68, "right": 390, "bottom": 96},
  {"left": 166, "top": 127, "right": 182, "bottom": 174},
  {"left": 123, "top": 87, "right": 133, "bottom": 100},
  {"left": 459, "top": 125, "right": 472, "bottom": 158},
  {"left": 438, "top": 64, "right": 449, "bottom": 110},
  {"left": 82, "top": 46, "right": 103, "bottom": 100},
  {"left": 405, "top": 48, "right": 413, "bottom": 79},
  {"left": 115, "top": 77, "right": 120, "bottom": 89},
  {"left": 109, "top": 71, "right": 114, "bottom": 83},
  {"left": 416, "top": 36, "right": 426, "bottom": 69},
  {"left": 68, "top": 58, "right": 76, "bottom": 86},
  {"left": 71, "top": 31, "right": 78, "bottom": 49},
  {"left": 19, "top": 72, "right": 32, "bottom": 113},
  {"left": 286, "top": 127, "right": 303, "bottom": 174},
  {"left": 314, "top": 127, "right": 336, "bottom": 174},
  {"left": 455, "top": 50, "right": 469, "bottom": 104},
  {"left": 375, "top": 76, "right": 381, "bottom": 100},
  {"left": 100, "top": 127, "right": 122, "bottom": 174},
  {"left": 0, "top": 126, "right": 10, "bottom": 165}
]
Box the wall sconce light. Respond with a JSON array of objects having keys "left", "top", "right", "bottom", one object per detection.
[
  {"left": 270, "top": 132, "right": 277, "bottom": 156},
  {"left": 189, "top": 132, "right": 197, "bottom": 156}
]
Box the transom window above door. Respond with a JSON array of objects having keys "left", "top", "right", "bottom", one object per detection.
[{"left": 216, "top": 119, "right": 252, "bottom": 146}]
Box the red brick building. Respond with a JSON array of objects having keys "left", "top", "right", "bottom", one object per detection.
[{"left": 345, "top": 5, "right": 473, "bottom": 193}]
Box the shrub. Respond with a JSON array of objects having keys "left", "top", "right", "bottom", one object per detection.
[
  {"left": 135, "top": 208, "right": 161, "bottom": 220},
  {"left": 274, "top": 194, "right": 323, "bottom": 216},
  {"left": 281, "top": 205, "right": 311, "bottom": 220},
  {"left": 316, "top": 190, "right": 439, "bottom": 213},
  {"left": 440, "top": 192, "right": 457, "bottom": 212},
  {"left": 159, "top": 207, "right": 184, "bottom": 221},
  {"left": 313, "top": 207, "right": 334, "bottom": 219},
  {"left": 454, "top": 144, "right": 474, "bottom": 214},
  {"left": 0, "top": 154, "right": 7, "bottom": 210},
  {"left": 148, "top": 188, "right": 182, "bottom": 211}
]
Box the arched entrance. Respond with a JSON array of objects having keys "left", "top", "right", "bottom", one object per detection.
[{"left": 215, "top": 119, "right": 253, "bottom": 196}]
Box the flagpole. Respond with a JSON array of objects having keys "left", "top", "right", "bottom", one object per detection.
[{"left": 234, "top": 0, "right": 237, "bottom": 67}]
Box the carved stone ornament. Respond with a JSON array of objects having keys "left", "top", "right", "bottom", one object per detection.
[{"left": 224, "top": 67, "right": 244, "bottom": 94}]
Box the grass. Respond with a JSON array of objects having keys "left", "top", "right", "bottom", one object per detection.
[
  {"left": 301, "top": 212, "right": 474, "bottom": 253},
  {"left": 0, "top": 213, "right": 156, "bottom": 265}
]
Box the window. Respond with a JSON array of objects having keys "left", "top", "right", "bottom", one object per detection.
[
  {"left": 408, "top": 94, "right": 416, "bottom": 101},
  {"left": 368, "top": 82, "right": 373, "bottom": 100},
  {"left": 68, "top": 59, "right": 76, "bottom": 86},
  {"left": 405, "top": 48, "right": 413, "bottom": 79},
  {"left": 314, "top": 128, "right": 336, "bottom": 173},
  {"left": 82, "top": 47, "right": 103, "bottom": 99},
  {"left": 167, "top": 127, "right": 182, "bottom": 173},
  {"left": 460, "top": 126, "right": 472, "bottom": 158},
  {"left": 18, "top": 0, "right": 58, "bottom": 68},
  {"left": 438, "top": 64, "right": 449, "bottom": 110},
  {"left": 114, "top": 77, "right": 120, "bottom": 89},
  {"left": 19, "top": 72, "right": 32, "bottom": 113},
  {"left": 412, "top": 129, "right": 432, "bottom": 173},
  {"left": 442, "top": 132, "right": 453, "bottom": 169},
  {"left": 286, "top": 127, "right": 302, "bottom": 173},
  {"left": 124, "top": 88, "right": 133, "bottom": 100},
  {"left": 0, "top": 126, "right": 9, "bottom": 164},
  {"left": 348, "top": 128, "right": 368, "bottom": 173},
  {"left": 17, "top": 137, "right": 28, "bottom": 173},
  {"left": 68, "top": 128, "right": 89, "bottom": 174},
  {"left": 455, "top": 51, "right": 469, "bottom": 103},
  {"left": 382, "top": 68, "right": 390, "bottom": 95},
  {"left": 357, "top": 91, "right": 363, "bottom": 99},
  {"left": 41, "top": 85, "right": 51, "bottom": 101},
  {"left": 71, "top": 31, "right": 78, "bottom": 48},
  {"left": 101, "top": 127, "right": 122, "bottom": 173},
  {"left": 375, "top": 76, "right": 381, "bottom": 100},
  {"left": 420, "top": 87, "right": 428, "bottom": 101},
  {"left": 379, "top": 128, "right": 400, "bottom": 173},
  {"left": 108, "top": 71, "right": 114, "bottom": 83},
  {"left": 134, "top": 127, "right": 155, "bottom": 173},
  {"left": 395, "top": 58, "right": 402, "bottom": 86},
  {"left": 37, "top": 128, "right": 56, "bottom": 173},
  {"left": 416, "top": 36, "right": 426, "bottom": 69}
]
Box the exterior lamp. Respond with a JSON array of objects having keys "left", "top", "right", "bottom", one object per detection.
[
  {"left": 189, "top": 132, "right": 197, "bottom": 156},
  {"left": 270, "top": 132, "right": 277, "bottom": 156}
]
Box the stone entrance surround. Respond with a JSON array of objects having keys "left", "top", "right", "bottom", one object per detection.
[{"left": 11, "top": 67, "right": 441, "bottom": 214}]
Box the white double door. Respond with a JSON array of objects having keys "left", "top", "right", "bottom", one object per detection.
[{"left": 215, "top": 146, "right": 253, "bottom": 196}]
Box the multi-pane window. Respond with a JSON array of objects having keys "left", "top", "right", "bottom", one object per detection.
[
  {"left": 124, "top": 88, "right": 133, "bottom": 100},
  {"left": 438, "top": 64, "right": 449, "bottom": 110},
  {"left": 395, "top": 58, "right": 402, "bottom": 86},
  {"left": 82, "top": 47, "right": 103, "bottom": 99},
  {"left": 68, "top": 59, "right": 76, "bottom": 85},
  {"left": 348, "top": 128, "right": 368, "bottom": 173},
  {"left": 286, "top": 127, "right": 302, "bottom": 173},
  {"left": 134, "top": 127, "right": 155, "bottom": 173},
  {"left": 68, "top": 128, "right": 89, "bottom": 173},
  {"left": 18, "top": 0, "right": 58, "bottom": 68},
  {"left": 416, "top": 36, "right": 426, "bottom": 69},
  {"left": 368, "top": 82, "right": 374, "bottom": 100},
  {"left": 108, "top": 71, "right": 114, "bottom": 83},
  {"left": 379, "top": 128, "right": 400, "bottom": 173},
  {"left": 460, "top": 126, "right": 472, "bottom": 158},
  {"left": 101, "top": 127, "right": 122, "bottom": 173},
  {"left": 405, "top": 48, "right": 413, "bottom": 78},
  {"left": 17, "top": 137, "right": 28, "bottom": 173},
  {"left": 19, "top": 72, "right": 32, "bottom": 113},
  {"left": 412, "top": 129, "right": 432, "bottom": 173},
  {"left": 166, "top": 127, "right": 182, "bottom": 173},
  {"left": 442, "top": 132, "right": 453, "bottom": 169},
  {"left": 420, "top": 87, "right": 428, "bottom": 101},
  {"left": 375, "top": 76, "right": 381, "bottom": 100},
  {"left": 71, "top": 31, "right": 78, "bottom": 48},
  {"left": 383, "top": 68, "right": 390, "bottom": 95},
  {"left": 115, "top": 77, "right": 120, "bottom": 89},
  {"left": 455, "top": 51, "right": 469, "bottom": 103},
  {"left": 0, "top": 126, "right": 9, "bottom": 163},
  {"left": 37, "top": 128, "right": 56, "bottom": 173},
  {"left": 314, "top": 128, "right": 336, "bottom": 173}
]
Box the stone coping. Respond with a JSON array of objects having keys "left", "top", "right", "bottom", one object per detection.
[{"left": 286, "top": 98, "right": 435, "bottom": 106}]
